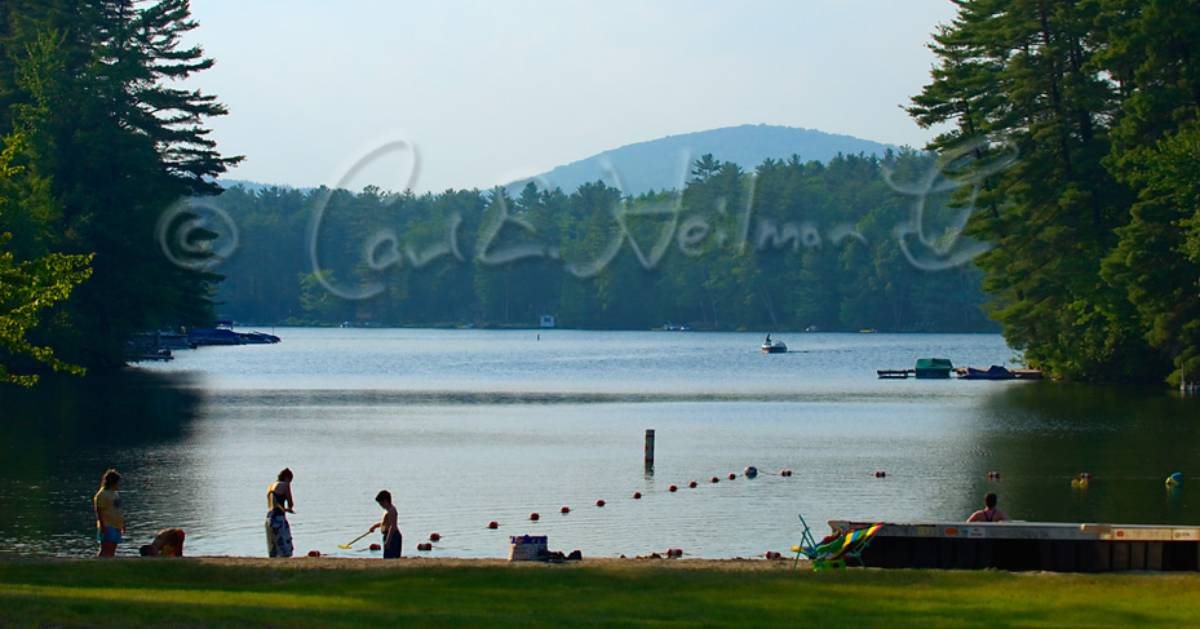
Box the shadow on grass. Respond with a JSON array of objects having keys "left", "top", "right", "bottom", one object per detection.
[{"left": 1, "top": 561, "right": 1196, "bottom": 627}]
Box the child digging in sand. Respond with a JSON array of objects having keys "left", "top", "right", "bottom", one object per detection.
[{"left": 369, "top": 490, "right": 402, "bottom": 558}]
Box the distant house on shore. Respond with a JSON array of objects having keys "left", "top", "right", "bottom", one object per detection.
[{"left": 539, "top": 314, "right": 556, "bottom": 329}]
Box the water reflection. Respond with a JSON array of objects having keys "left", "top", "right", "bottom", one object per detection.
[
  {"left": 968, "top": 383, "right": 1200, "bottom": 525},
  {"left": 0, "top": 371, "right": 203, "bottom": 556}
]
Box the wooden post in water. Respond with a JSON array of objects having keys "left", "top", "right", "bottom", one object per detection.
[{"left": 644, "top": 429, "right": 655, "bottom": 475}]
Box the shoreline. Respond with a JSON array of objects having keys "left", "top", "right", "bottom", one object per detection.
[{"left": 2, "top": 555, "right": 803, "bottom": 571}]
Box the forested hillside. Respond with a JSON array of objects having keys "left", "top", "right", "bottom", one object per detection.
[
  {"left": 509, "top": 124, "right": 895, "bottom": 195},
  {"left": 212, "top": 150, "right": 994, "bottom": 333}
]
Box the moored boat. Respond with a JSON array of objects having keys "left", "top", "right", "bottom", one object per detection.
[
  {"left": 914, "top": 358, "right": 953, "bottom": 379},
  {"left": 958, "top": 365, "right": 1014, "bottom": 380}
]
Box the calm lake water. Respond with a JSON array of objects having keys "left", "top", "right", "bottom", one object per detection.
[{"left": 1, "top": 329, "right": 1197, "bottom": 559}]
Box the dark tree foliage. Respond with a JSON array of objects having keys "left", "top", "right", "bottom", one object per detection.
[
  {"left": 0, "top": 0, "right": 239, "bottom": 373},
  {"left": 909, "top": 0, "right": 1199, "bottom": 384}
]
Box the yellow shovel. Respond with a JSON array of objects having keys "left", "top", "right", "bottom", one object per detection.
[{"left": 338, "top": 530, "right": 373, "bottom": 549}]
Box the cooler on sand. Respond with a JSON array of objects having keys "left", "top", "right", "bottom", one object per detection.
[{"left": 509, "top": 535, "right": 548, "bottom": 561}]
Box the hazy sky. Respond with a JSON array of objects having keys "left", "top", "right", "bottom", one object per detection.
[{"left": 187, "top": 1, "right": 956, "bottom": 193}]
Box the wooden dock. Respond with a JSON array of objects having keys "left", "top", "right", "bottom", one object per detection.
[{"left": 829, "top": 520, "right": 1200, "bottom": 572}]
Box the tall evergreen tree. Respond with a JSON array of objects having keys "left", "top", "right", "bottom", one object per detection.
[
  {"left": 909, "top": 0, "right": 1165, "bottom": 381},
  {"left": 0, "top": 0, "right": 239, "bottom": 369}
]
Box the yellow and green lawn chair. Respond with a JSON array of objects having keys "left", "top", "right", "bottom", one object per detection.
[{"left": 792, "top": 514, "right": 883, "bottom": 571}]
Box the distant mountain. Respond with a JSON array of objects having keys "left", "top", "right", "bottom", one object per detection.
[
  {"left": 218, "top": 179, "right": 309, "bottom": 193},
  {"left": 511, "top": 124, "right": 899, "bottom": 196}
]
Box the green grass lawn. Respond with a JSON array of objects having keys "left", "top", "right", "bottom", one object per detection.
[{"left": 1, "top": 559, "right": 1198, "bottom": 627}]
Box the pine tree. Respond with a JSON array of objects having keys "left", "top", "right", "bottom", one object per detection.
[
  {"left": 1, "top": 0, "right": 240, "bottom": 369},
  {"left": 909, "top": 0, "right": 1160, "bottom": 381}
]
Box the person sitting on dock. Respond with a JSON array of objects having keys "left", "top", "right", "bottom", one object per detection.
[
  {"left": 967, "top": 492, "right": 1007, "bottom": 523},
  {"left": 139, "top": 528, "right": 186, "bottom": 557},
  {"left": 369, "top": 490, "right": 402, "bottom": 559}
]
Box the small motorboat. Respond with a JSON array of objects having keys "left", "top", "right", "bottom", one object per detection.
[
  {"left": 959, "top": 365, "right": 1014, "bottom": 380},
  {"left": 237, "top": 331, "right": 281, "bottom": 344},
  {"left": 761, "top": 340, "right": 788, "bottom": 354}
]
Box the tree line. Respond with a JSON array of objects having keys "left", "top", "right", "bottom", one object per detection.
[
  {"left": 212, "top": 149, "right": 993, "bottom": 334},
  {"left": 908, "top": 0, "right": 1199, "bottom": 385}
]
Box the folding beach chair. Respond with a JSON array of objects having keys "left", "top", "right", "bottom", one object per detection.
[{"left": 792, "top": 514, "right": 882, "bottom": 571}]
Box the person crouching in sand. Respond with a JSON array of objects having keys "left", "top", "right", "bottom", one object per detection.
[
  {"left": 140, "top": 528, "right": 186, "bottom": 557},
  {"left": 369, "top": 490, "right": 402, "bottom": 558}
]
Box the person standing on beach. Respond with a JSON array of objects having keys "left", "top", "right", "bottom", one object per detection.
[
  {"left": 369, "top": 490, "right": 402, "bottom": 559},
  {"left": 93, "top": 469, "right": 124, "bottom": 557},
  {"left": 266, "top": 468, "right": 295, "bottom": 558}
]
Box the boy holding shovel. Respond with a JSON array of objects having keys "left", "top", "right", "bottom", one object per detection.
[{"left": 369, "top": 490, "right": 402, "bottom": 558}]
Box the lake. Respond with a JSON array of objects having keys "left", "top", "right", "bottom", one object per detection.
[{"left": 1, "top": 329, "right": 1197, "bottom": 559}]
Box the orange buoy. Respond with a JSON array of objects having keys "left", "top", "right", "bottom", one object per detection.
[
  {"left": 688, "top": 480, "right": 698, "bottom": 488},
  {"left": 711, "top": 476, "right": 720, "bottom": 483},
  {"left": 530, "top": 512, "right": 540, "bottom": 521},
  {"left": 633, "top": 491, "right": 642, "bottom": 499},
  {"left": 668, "top": 484, "right": 678, "bottom": 492},
  {"left": 561, "top": 506, "right": 571, "bottom": 514},
  {"left": 596, "top": 499, "right": 606, "bottom": 507},
  {"left": 874, "top": 470, "right": 887, "bottom": 478},
  {"left": 307, "top": 550, "right": 321, "bottom": 557},
  {"left": 429, "top": 532, "right": 441, "bottom": 542},
  {"left": 369, "top": 542, "right": 381, "bottom": 551},
  {"left": 728, "top": 473, "right": 736, "bottom": 480},
  {"left": 487, "top": 520, "right": 499, "bottom": 529},
  {"left": 417, "top": 542, "right": 432, "bottom": 551},
  {"left": 780, "top": 469, "right": 793, "bottom": 477}
]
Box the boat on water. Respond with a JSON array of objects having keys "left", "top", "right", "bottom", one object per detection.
[
  {"left": 914, "top": 358, "right": 953, "bottom": 379},
  {"left": 761, "top": 334, "right": 788, "bottom": 353},
  {"left": 237, "top": 331, "right": 281, "bottom": 344},
  {"left": 761, "top": 341, "right": 788, "bottom": 353},
  {"left": 189, "top": 321, "right": 280, "bottom": 346},
  {"left": 958, "top": 365, "right": 1014, "bottom": 380}
]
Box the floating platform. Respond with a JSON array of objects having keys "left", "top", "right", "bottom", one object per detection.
[{"left": 829, "top": 520, "right": 1200, "bottom": 572}]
